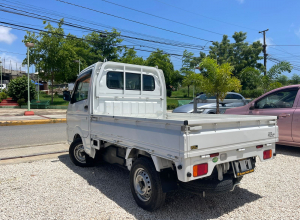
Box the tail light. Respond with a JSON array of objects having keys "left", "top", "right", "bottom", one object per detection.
[
  {"left": 256, "top": 145, "right": 263, "bottom": 149},
  {"left": 263, "top": 149, "right": 272, "bottom": 160},
  {"left": 193, "top": 163, "right": 208, "bottom": 177}
]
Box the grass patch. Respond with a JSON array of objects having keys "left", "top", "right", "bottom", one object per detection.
[{"left": 39, "top": 93, "right": 69, "bottom": 106}]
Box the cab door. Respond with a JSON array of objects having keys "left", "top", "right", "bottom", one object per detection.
[
  {"left": 250, "top": 88, "right": 298, "bottom": 142},
  {"left": 68, "top": 70, "right": 92, "bottom": 138}
]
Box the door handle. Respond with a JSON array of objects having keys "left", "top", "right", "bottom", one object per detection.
[
  {"left": 84, "top": 105, "right": 88, "bottom": 110},
  {"left": 278, "top": 113, "right": 290, "bottom": 118}
]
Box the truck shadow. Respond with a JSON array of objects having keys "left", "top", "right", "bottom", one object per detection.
[
  {"left": 276, "top": 144, "right": 300, "bottom": 157},
  {"left": 58, "top": 155, "right": 262, "bottom": 219}
]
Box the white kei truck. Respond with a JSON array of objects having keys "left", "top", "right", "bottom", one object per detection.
[{"left": 63, "top": 61, "right": 278, "bottom": 211}]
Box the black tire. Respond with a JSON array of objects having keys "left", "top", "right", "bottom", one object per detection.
[
  {"left": 179, "top": 175, "right": 233, "bottom": 196},
  {"left": 69, "top": 138, "right": 96, "bottom": 167},
  {"left": 130, "top": 157, "right": 166, "bottom": 211}
]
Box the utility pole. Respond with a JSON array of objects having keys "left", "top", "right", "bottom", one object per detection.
[{"left": 259, "top": 29, "right": 269, "bottom": 76}]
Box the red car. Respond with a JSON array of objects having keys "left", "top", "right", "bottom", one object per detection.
[{"left": 225, "top": 85, "right": 300, "bottom": 147}]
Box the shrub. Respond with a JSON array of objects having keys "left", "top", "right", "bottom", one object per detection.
[
  {"left": 17, "top": 98, "right": 26, "bottom": 106},
  {"left": 0, "top": 92, "right": 7, "bottom": 100},
  {"left": 240, "top": 89, "right": 264, "bottom": 99},
  {"left": 7, "top": 75, "right": 36, "bottom": 101},
  {"left": 167, "top": 103, "right": 177, "bottom": 110}
]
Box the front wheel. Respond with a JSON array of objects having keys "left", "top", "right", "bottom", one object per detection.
[
  {"left": 130, "top": 157, "right": 166, "bottom": 211},
  {"left": 69, "top": 138, "right": 95, "bottom": 167}
]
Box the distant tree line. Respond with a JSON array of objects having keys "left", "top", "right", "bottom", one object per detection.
[{"left": 23, "top": 20, "right": 299, "bottom": 101}]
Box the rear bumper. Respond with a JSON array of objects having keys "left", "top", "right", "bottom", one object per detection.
[{"left": 175, "top": 142, "right": 276, "bottom": 182}]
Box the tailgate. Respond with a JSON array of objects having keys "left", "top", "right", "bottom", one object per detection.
[{"left": 183, "top": 116, "right": 278, "bottom": 158}]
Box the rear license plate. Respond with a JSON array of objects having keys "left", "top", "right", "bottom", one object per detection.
[{"left": 231, "top": 158, "right": 254, "bottom": 177}]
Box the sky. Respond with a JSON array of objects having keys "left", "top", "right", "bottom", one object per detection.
[{"left": 0, "top": 0, "right": 300, "bottom": 77}]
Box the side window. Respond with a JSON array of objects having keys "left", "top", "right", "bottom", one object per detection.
[
  {"left": 143, "top": 75, "right": 155, "bottom": 91},
  {"left": 231, "top": 94, "right": 242, "bottom": 100},
  {"left": 255, "top": 89, "right": 298, "bottom": 109},
  {"left": 107, "top": 71, "right": 124, "bottom": 89},
  {"left": 126, "top": 73, "right": 141, "bottom": 90},
  {"left": 224, "top": 94, "right": 232, "bottom": 99},
  {"left": 72, "top": 71, "right": 92, "bottom": 103}
]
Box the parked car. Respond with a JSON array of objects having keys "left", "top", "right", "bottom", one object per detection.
[
  {"left": 173, "top": 92, "right": 250, "bottom": 114},
  {"left": 63, "top": 61, "right": 277, "bottom": 211},
  {"left": 225, "top": 85, "right": 300, "bottom": 147}
]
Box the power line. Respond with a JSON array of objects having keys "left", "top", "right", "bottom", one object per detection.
[
  {"left": 0, "top": 49, "right": 25, "bottom": 55},
  {"left": 4, "top": 0, "right": 208, "bottom": 48},
  {"left": 268, "top": 45, "right": 300, "bottom": 46},
  {"left": 97, "top": 0, "right": 224, "bottom": 36},
  {"left": 55, "top": 0, "right": 212, "bottom": 42},
  {"left": 0, "top": 22, "right": 184, "bottom": 57},
  {"left": 0, "top": 3, "right": 213, "bottom": 52},
  {"left": 151, "top": 0, "right": 260, "bottom": 32}
]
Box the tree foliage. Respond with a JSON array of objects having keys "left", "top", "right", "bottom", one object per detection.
[
  {"left": 290, "top": 73, "right": 300, "bottom": 84},
  {"left": 120, "top": 48, "right": 144, "bottom": 65},
  {"left": 145, "top": 49, "right": 175, "bottom": 86},
  {"left": 199, "top": 58, "right": 241, "bottom": 113},
  {"left": 262, "top": 61, "right": 292, "bottom": 91},
  {"left": 182, "top": 71, "right": 202, "bottom": 97}
]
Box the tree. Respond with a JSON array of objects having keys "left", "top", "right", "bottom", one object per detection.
[
  {"left": 182, "top": 71, "right": 202, "bottom": 97},
  {"left": 23, "top": 19, "right": 79, "bottom": 103},
  {"left": 146, "top": 49, "right": 175, "bottom": 86},
  {"left": 290, "top": 73, "right": 300, "bottom": 85},
  {"left": 7, "top": 75, "right": 36, "bottom": 102},
  {"left": 277, "top": 75, "right": 289, "bottom": 86},
  {"left": 190, "top": 32, "right": 263, "bottom": 89},
  {"left": 84, "top": 29, "right": 123, "bottom": 64},
  {"left": 180, "top": 50, "right": 195, "bottom": 74},
  {"left": 262, "top": 61, "right": 292, "bottom": 92},
  {"left": 238, "top": 67, "right": 262, "bottom": 90},
  {"left": 120, "top": 48, "right": 144, "bottom": 65},
  {"left": 199, "top": 58, "right": 241, "bottom": 114}
]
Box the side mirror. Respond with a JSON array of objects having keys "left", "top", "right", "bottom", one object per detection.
[
  {"left": 63, "top": 90, "right": 71, "bottom": 102},
  {"left": 249, "top": 103, "right": 255, "bottom": 110}
]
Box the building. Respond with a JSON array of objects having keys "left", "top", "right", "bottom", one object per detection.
[{"left": 1, "top": 67, "right": 48, "bottom": 90}]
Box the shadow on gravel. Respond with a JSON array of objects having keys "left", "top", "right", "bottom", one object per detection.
[
  {"left": 276, "top": 144, "right": 300, "bottom": 157},
  {"left": 59, "top": 155, "right": 262, "bottom": 219}
]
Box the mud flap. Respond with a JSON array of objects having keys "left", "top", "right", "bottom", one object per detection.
[{"left": 160, "top": 168, "right": 178, "bottom": 193}]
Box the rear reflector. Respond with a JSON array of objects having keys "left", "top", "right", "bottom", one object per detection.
[
  {"left": 256, "top": 145, "right": 263, "bottom": 149},
  {"left": 263, "top": 149, "right": 272, "bottom": 159},
  {"left": 193, "top": 163, "right": 208, "bottom": 177},
  {"left": 210, "top": 153, "right": 219, "bottom": 157}
]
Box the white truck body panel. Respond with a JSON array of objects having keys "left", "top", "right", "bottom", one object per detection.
[{"left": 66, "top": 61, "right": 278, "bottom": 183}]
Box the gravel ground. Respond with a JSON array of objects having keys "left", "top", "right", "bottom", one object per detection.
[{"left": 0, "top": 145, "right": 299, "bottom": 220}]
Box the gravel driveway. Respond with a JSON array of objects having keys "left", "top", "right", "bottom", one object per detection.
[{"left": 0, "top": 145, "right": 299, "bottom": 219}]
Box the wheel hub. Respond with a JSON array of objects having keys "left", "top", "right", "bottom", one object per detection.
[
  {"left": 134, "top": 168, "right": 152, "bottom": 201},
  {"left": 74, "top": 144, "right": 86, "bottom": 163}
]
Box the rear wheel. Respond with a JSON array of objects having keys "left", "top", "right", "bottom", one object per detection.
[
  {"left": 69, "top": 138, "right": 95, "bottom": 167},
  {"left": 130, "top": 157, "right": 166, "bottom": 211}
]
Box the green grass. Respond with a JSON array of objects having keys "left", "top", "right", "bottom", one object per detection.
[{"left": 39, "top": 93, "right": 69, "bottom": 106}]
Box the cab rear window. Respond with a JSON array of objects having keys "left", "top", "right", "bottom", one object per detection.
[{"left": 107, "top": 71, "right": 155, "bottom": 91}]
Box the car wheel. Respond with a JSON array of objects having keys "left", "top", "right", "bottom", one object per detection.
[
  {"left": 130, "top": 157, "right": 166, "bottom": 211},
  {"left": 69, "top": 138, "right": 95, "bottom": 167}
]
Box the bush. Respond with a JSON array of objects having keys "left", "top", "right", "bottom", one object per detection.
[
  {"left": 17, "top": 98, "right": 26, "bottom": 106},
  {"left": 0, "top": 92, "right": 7, "bottom": 100},
  {"left": 240, "top": 89, "right": 264, "bottom": 99},
  {"left": 7, "top": 75, "right": 36, "bottom": 101},
  {"left": 167, "top": 103, "right": 177, "bottom": 110}
]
